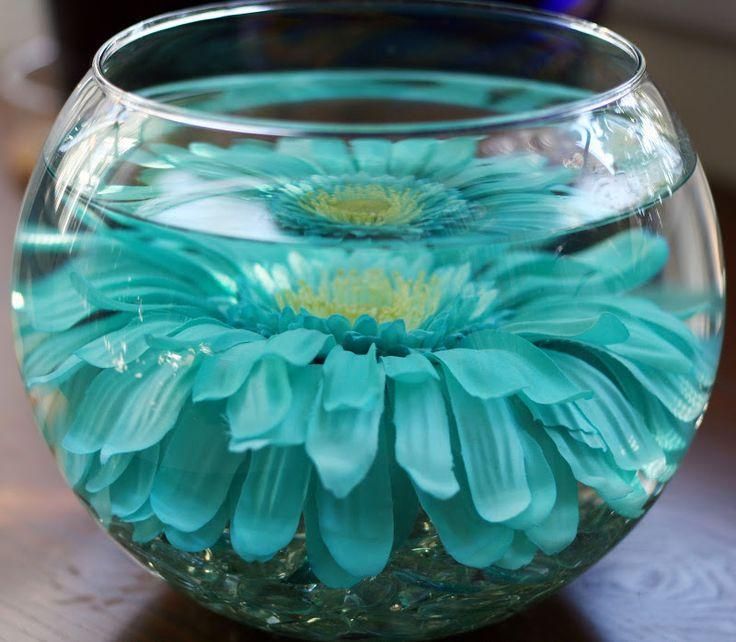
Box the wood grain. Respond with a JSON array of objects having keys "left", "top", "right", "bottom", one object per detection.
[{"left": 0, "top": 169, "right": 734, "bottom": 642}]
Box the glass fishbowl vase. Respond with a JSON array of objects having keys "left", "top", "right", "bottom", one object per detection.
[{"left": 11, "top": 2, "right": 724, "bottom": 640}]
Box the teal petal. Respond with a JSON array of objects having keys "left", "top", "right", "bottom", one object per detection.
[
  {"left": 125, "top": 500, "right": 155, "bottom": 522},
  {"left": 609, "top": 296, "right": 710, "bottom": 364},
  {"left": 62, "top": 354, "right": 197, "bottom": 459},
  {"left": 545, "top": 426, "right": 647, "bottom": 518},
  {"left": 75, "top": 315, "right": 184, "bottom": 368},
  {"left": 306, "top": 384, "right": 384, "bottom": 499},
  {"left": 572, "top": 229, "right": 669, "bottom": 293},
  {"left": 132, "top": 515, "right": 165, "bottom": 543},
  {"left": 423, "top": 137, "right": 477, "bottom": 179},
  {"left": 353, "top": 315, "right": 379, "bottom": 337},
  {"left": 22, "top": 264, "right": 113, "bottom": 332},
  {"left": 351, "top": 139, "right": 392, "bottom": 175},
  {"left": 39, "top": 367, "right": 98, "bottom": 446},
  {"left": 192, "top": 341, "right": 265, "bottom": 402},
  {"left": 614, "top": 363, "right": 696, "bottom": 459},
  {"left": 230, "top": 446, "right": 311, "bottom": 560},
  {"left": 165, "top": 501, "right": 229, "bottom": 552},
  {"left": 85, "top": 452, "right": 134, "bottom": 493},
  {"left": 605, "top": 319, "right": 692, "bottom": 373},
  {"left": 58, "top": 450, "right": 94, "bottom": 490},
  {"left": 304, "top": 490, "right": 363, "bottom": 589},
  {"left": 382, "top": 352, "right": 439, "bottom": 383},
  {"left": 501, "top": 311, "right": 629, "bottom": 346},
  {"left": 231, "top": 365, "right": 320, "bottom": 450},
  {"left": 305, "top": 139, "right": 355, "bottom": 174},
  {"left": 150, "top": 404, "right": 243, "bottom": 532},
  {"left": 322, "top": 344, "right": 384, "bottom": 411},
  {"left": 602, "top": 352, "right": 707, "bottom": 423},
  {"left": 316, "top": 434, "right": 393, "bottom": 578},
  {"left": 502, "top": 431, "right": 556, "bottom": 530},
  {"left": 445, "top": 376, "right": 530, "bottom": 522},
  {"left": 265, "top": 329, "right": 334, "bottom": 366},
  {"left": 69, "top": 270, "right": 208, "bottom": 319},
  {"left": 605, "top": 482, "right": 650, "bottom": 518},
  {"left": 495, "top": 532, "right": 537, "bottom": 570},
  {"left": 227, "top": 357, "right": 293, "bottom": 442},
  {"left": 416, "top": 476, "right": 514, "bottom": 568},
  {"left": 23, "top": 314, "right": 127, "bottom": 383},
  {"left": 88, "top": 486, "right": 112, "bottom": 525},
  {"left": 26, "top": 355, "right": 83, "bottom": 387},
  {"left": 527, "top": 391, "right": 605, "bottom": 452},
  {"left": 460, "top": 331, "right": 587, "bottom": 405},
  {"left": 389, "top": 454, "right": 420, "bottom": 549},
  {"left": 525, "top": 427, "right": 580, "bottom": 555},
  {"left": 433, "top": 349, "right": 527, "bottom": 400},
  {"left": 207, "top": 328, "right": 264, "bottom": 353},
  {"left": 542, "top": 351, "right": 666, "bottom": 473},
  {"left": 388, "top": 138, "right": 437, "bottom": 175},
  {"left": 109, "top": 445, "right": 160, "bottom": 518},
  {"left": 393, "top": 377, "right": 459, "bottom": 500}
]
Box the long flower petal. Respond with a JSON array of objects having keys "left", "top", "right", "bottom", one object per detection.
[
  {"left": 525, "top": 427, "right": 580, "bottom": 555},
  {"left": 393, "top": 377, "right": 459, "bottom": 500},
  {"left": 316, "top": 434, "right": 393, "bottom": 578},
  {"left": 109, "top": 445, "right": 160, "bottom": 518},
  {"left": 322, "top": 344, "right": 384, "bottom": 411},
  {"left": 552, "top": 351, "right": 665, "bottom": 472},
  {"left": 501, "top": 311, "right": 629, "bottom": 346},
  {"left": 445, "top": 376, "right": 530, "bottom": 522},
  {"left": 389, "top": 454, "right": 420, "bottom": 549},
  {"left": 502, "top": 431, "right": 556, "bottom": 530},
  {"left": 192, "top": 341, "right": 265, "bottom": 402},
  {"left": 459, "top": 330, "right": 587, "bottom": 405},
  {"left": 231, "top": 365, "right": 321, "bottom": 450},
  {"left": 303, "top": 490, "right": 363, "bottom": 589},
  {"left": 265, "top": 329, "right": 333, "bottom": 366},
  {"left": 306, "top": 387, "right": 384, "bottom": 498},
  {"left": 165, "top": 500, "right": 230, "bottom": 552},
  {"left": 230, "top": 446, "right": 311, "bottom": 560},
  {"left": 85, "top": 452, "right": 134, "bottom": 493},
  {"left": 545, "top": 426, "right": 648, "bottom": 518},
  {"left": 23, "top": 314, "right": 128, "bottom": 384},
  {"left": 62, "top": 354, "right": 196, "bottom": 458},
  {"left": 382, "top": 352, "right": 439, "bottom": 383},
  {"left": 495, "top": 532, "right": 537, "bottom": 570},
  {"left": 416, "top": 474, "right": 514, "bottom": 568},
  {"left": 76, "top": 315, "right": 185, "bottom": 368},
  {"left": 150, "top": 404, "right": 243, "bottom": 532},
  {"left": 227, "top": 357, "right": 293, "bottom": 441},
  {"left": 432, "top": 349, "right": 527, "bottom": 399}
]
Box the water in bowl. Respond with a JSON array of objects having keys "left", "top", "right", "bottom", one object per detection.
[{"left": 12, "top": 70, "right": 724, "bottom": 640}]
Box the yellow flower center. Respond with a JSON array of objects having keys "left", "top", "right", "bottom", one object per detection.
[
  {"left": 276, "top": 269, "right": 442, "bottom": 329},
  {"left": 300, "top": 184, "right": 422, "bottom": 226}
]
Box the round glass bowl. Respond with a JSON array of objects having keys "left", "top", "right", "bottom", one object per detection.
[{"left": 11, "top": 2, "right": 724, "bottom": 640}]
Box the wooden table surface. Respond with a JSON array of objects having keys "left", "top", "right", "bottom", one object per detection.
[{"left": 0, "top": 169, "right": 734, "bottom": 642}]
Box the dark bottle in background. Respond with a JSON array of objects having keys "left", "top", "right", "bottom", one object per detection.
[
  {"left": 48, "top": 0, "right": 606, "bottom": 94},
  {"left": 49, "top": 0, "right": 195, "bottom": 93}
]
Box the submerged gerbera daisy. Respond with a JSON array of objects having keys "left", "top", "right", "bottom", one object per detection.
[{"left": 15, "top": 185, "right": 717, "bottom": 587}]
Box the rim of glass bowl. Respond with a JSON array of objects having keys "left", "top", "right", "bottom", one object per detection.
[{"left": 91, "top": 0, "right": 647, "bottom": 137}]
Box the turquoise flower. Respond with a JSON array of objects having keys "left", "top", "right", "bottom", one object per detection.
[
  {"left": 16, "top": 208, "right": 716, "bottom": 587},
  {"left": 102, "top": 136, "right": 608, "bottom": 241}
]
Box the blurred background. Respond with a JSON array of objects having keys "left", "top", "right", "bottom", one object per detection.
[{"left": 0, "top": 3, "right": 733, "bottom": 640}]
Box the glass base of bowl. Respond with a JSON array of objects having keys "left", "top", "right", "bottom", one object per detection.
[{"left": 107, "top": 492, "right": 640, "bottom": 640}]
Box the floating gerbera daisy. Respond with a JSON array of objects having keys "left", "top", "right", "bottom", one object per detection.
[
  {"left": 16, "top": 176, "right": 716, "bottom": 587},
  {"left": 100, "top": 135, "right": 609, "bottom": 241}
]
